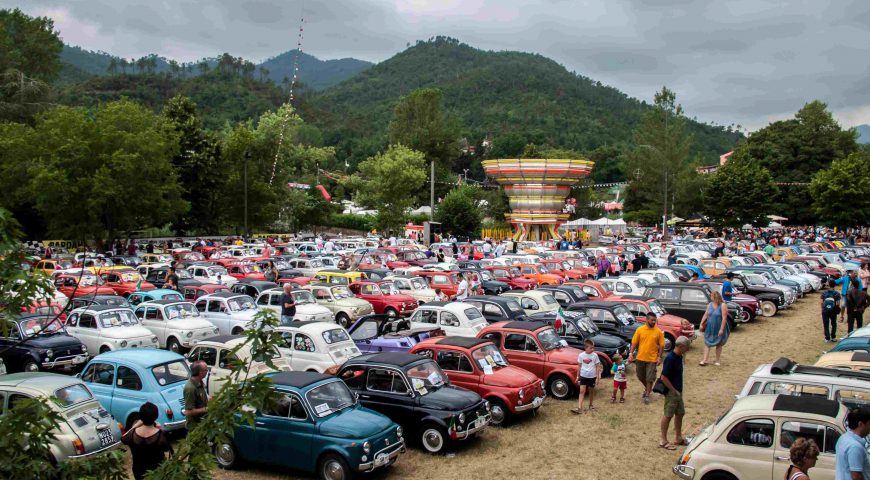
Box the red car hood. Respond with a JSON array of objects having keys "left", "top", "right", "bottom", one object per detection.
[
  {"left": 732, "top": 294, "right": 758, "bottom": 307},
  {"left": 481, "top": 365, "right": 540, "bottom": 388},
  {"left": 547, "top": 347, "right": 582, "bottom": 365},
  {"left": 656, "top": 314, "right": 688, "bottom": 328},
  {"left": 386, "top": 294, "right": 417, "bottom": 304}
]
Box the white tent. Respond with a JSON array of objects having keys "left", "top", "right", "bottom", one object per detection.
[{"left": 562, "top": 218, "right": 592, "bottom": 227}]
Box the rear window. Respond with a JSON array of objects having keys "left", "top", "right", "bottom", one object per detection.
[
  {"left": 53, "top": 384, "right": 93, "bottom": 408},
  {"left": 152, "top": 360, "right": 190, "bottom": 387},
  {"left": 322, "top": 329, "right": 351, "bottom": 344},
  {"left": 464, "top": 308, "right": 484, "bottom": 321}
]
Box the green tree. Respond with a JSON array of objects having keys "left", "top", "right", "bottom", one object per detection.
[
  {"left": 435, "top": 185, "right": 482, "bottom": 236},
  {"left": 349, "top": 145, "right": 427, "bottom": 233},
  {"left": 0, "top": 8, "right": 63, "bottom": 81},
  {"left": 623, "top": 87, "right": 694, "bottom": 226},
  {"left": 809, "top": 149, "right": 870, "bottom": 227},
  {"left": 702, "top": 158, "right": 778, "bottom": 228},
  {"left": 672, "top": 161, "right": 706, "bottom": 219}
]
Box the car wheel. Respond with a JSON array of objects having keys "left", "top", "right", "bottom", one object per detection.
[
  {"left": 702, "top": 472, "right": 737, "bottom": 480},
  {"left": 420, "top": 424, "right": 448, "bottom": 453},
  {"left": 547, "top": 374, "right": 573, "bottom": 400},
  {"left": 336, "top": 313, "right": 350, "bottom": 328},
  {"left": 663, "top": 333, "right": 676, "bottom": 352},
  {"left": 318, "top": 452, "right": 353, "bottom": 480},
  {"left": 599, "top": 356, "right": 613, "bottom": 377},
  {"left": 385, "top": 308, "right": 398, "bottom": 318},
  {"left": 167, "top": 337, "right": 181, "bottom": 353},
  {"left": 231, "top": 327, "right": 244, "bottom": 335},
  {"left": 214, "top": 440, "right": 239, "bottom": 469},
  {"left": 739, "top": 308, "right": 752, "bottom": 323},
  {"left": 760, "top": 300, "right": 777, "bottom": 318},
  {"left": 99, "top": 346, "right": 111, "bottom": 354},
  {"left": 488, "top": 399, "right": 510, "bottom": 427},
  {"left": 125, "top": 414, "right": 140, "bottom": 431},
  {"left": 22, "top": 359, "right": 40, "bottom": 373}
]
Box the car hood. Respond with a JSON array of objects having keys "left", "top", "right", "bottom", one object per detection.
[
  {"left": 22, "top": 333, "right": 83, "bottom": 349},
  {"left": 547, "top": 347, "right": 582, "bottom": 365},
  {"left": 336, "top": 298, "right": 371, "bottom": 308},
  {"left": 101, "top": 325, "right": 154, "bottom": 339},
  {"left": 587, "top": 333, "right": 625, "bottom": 349},
  {"left": 295, "top": 304, "right": 332, "bottom": 315},
  {"left": 481, "top": 366, "right": 539, "bottom": 388},
  {"left": 482, "top": 280, "right": 510, "bottom": 290},
  {"left": 656, "top": 314, "right": 689, "bottom": 328},
  {"left": 317, "top": 405, "right": 394, "bottom": 439},
  {"left": 388, "top": 294, "right": 417, "bottom": 304},
  {"left": 166, "top": 318, "right": 215, "bottom": 330},
  {"left": 419, "top": 385, "right": 481, "bottom": 410}
]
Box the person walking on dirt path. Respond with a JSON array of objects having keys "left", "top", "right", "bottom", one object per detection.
[
  {"left": 628, "top": 312, "right": 664, "bottom": 404},
  {"left": 699, "top": 291, "right": 730, "bottom": 366},
  {"left": 659, "top": 336, "right": 689, "bottom": 451},
  {"left": 572, "top": 339, "right": 602, "bottom": 414},
  {"left": 835, "top": 271, "right": 864, "bottom": 323},
  {"left": 846, "top": 279, "right": 868, "bottom": 334}
]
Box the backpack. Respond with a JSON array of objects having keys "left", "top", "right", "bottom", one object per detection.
[{"left": 823, "top": 294, "right": 838, "bottom": 314}]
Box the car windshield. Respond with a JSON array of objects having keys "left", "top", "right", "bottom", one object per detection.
[
  {"left": 242, "top": 264, "right": 260, "bottom": 273},
  {"left": 505, "top": 299, "right": 524, "bottom": 313},
  {"left": 379, "top": 282, "right": 400, "bottom": 295},
  {"left": 99, "top": 310, "right": 139, "bottom": 327},
  {"left": 405, "top": 360, "right": 447, "bottom": 391},
  {"left": 251, "top": 346, "right": 282, "bottom": 363},
  {"left": 537, "top": 265, "right": 550, "bottom": 274},
  {"left": 464, "top": 307, "right": 484, "bottom": 321},
  {"left": 227, "top": 296, "right": 256, "bottom": 312},
  {"left": 165, "top": 303, "right": 200, "bottom": 319},
  {"left": 120, "top": 272, "right": 141, "bottom": 282},
  {"left": 479, "top": 271, "right": 494, "bottom": 281},
  {"left": 53, "top": 383, "right": 93, "bottom": 408},
  {"left": 322, "top": 328, "right": 351, "bottom": 344},
  {"left": 537, "top": 327, "right": 563, "bottom": 350},
  {"left": 471, "top": 343, "right": 509, "bottom": 369},
  {"left": 541, "top": 294, "right": 558, "bottom": 306},
  {"left": 305, "top": 380, "right": 356, "bottom": 417},
  {"left": 648, "top": 300, "right": 667, "bottom": 316},
  {"left": 331, "top": 286, "right": 354, "bottom": 299},
  {"left": 410, "top": 277, "right": 428, "bottom": 290},
  {"left": 561, "top": 261, "right": 574, "bottom": 270},
  {"left": 79, "top": 275, "right": 103, "bottom": 286},
  {"left": 614, "top": 306, "right": 636, "bottom": 325},
  {"left": 291, "top": 291, "right": 315, "bottom": 305},
  {"left": 575, "top": 315, "right": 598, "bottom": 333},
  {"left": 152, "top": 360, "right": 190, "bottom": 387},
  {"left": 599, "top": 282, "right": 613, "bottom": 293},
  {"left": 509, "top": 268, "right": 521, "bottom": 277},
  {"left": 309, "top": 260, "right": 323, "bottom": 268},
  {"left": 635, "top": 278, "right": 651, "bottom": 287},
  {"left": 19, "top": 317, "right": 63, "bottom": 335},
  {"left": 176, "top": 269, "right": 193, "bottom": 279},
  {"left": 208, "top": 266, "right": 228, "bottom": 276}
]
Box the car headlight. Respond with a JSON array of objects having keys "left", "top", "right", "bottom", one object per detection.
[
  {"left": 362, "top": 441, "right": 371, "bottom": 454},
  {"left": 351, "top": 307, "right": 360, "bottom": 314},
  {"left": 45, "top": 349, "right": 53, "bottom": 358},
  {"left": 120, "top": 340, "right": 128, "bottom": 348},
  {"left": 518, "top": 389, "right": 525, "bottom": 401},
  {"left": 152, "top": 337, "right": 158, "bottom": 343},
  {"left": 396, "top": 426, "right": 403, "bottom": 438},
  {"left": 458, "top": 413, "right": 466, "bottom": 424},
  {"left": 213, "top": 327, "right": 219, "bottom": 334},
  {"left": 540, "top": 380, "right": 545, "bottom": 391},
  {"left": 186, "top": 331, "right": 193, "bottom": 338},
  {"left": 81, "top": 344, "right": 88, "bottom": 353}
]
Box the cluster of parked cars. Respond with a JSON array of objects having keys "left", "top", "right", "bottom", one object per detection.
[{"left": 7, "top": 237, "right": 868, "bottom": 478}]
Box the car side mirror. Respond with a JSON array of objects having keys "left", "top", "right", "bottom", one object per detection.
[
  {"left": 536, "top": 349, "right": 544, "bottom": 355},
  {"left": 353, "top": 392, "right": 359, "bottom": 401}
]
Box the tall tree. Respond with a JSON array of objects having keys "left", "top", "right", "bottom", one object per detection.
[
  {"left": 349, "top": 145, "right": 427, "bottom": 233},
  {"left": 623, "top": 87, "right": 694, "bottom": 229},
  {"left": 702, "top": 158, "right": 778, "bottom": 228},
  {"left": 0, "top": 8, "right": 63, "bottom": 81},
  {"left": 809, "top": 149, "right": 870, "bottom": 228},
  {"left": 435, "top": 185, "right": 482, "bottom": 236}
]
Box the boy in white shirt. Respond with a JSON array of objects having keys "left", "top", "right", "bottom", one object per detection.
[{"left": 572, "top": 339, "right": 602, "bottom": 414}]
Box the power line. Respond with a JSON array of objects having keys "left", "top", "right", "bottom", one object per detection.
[{"left": 268, "top": 6, "right": 305, "bottom": 186}]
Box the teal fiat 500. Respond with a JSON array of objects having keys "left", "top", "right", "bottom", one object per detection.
[{"left": 215, "top": 371, "right": 405, "bottom": 480}]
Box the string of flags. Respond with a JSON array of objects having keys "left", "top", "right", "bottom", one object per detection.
[{"left": 269, "top": 12, "right": 305, "bottom": 186}]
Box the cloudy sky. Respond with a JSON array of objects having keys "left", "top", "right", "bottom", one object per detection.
[{"left": 6, "top": 0, "right": 870, "bottom": 130}]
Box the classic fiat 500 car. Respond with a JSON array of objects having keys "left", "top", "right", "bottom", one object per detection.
[
  {"left": 337, "top": 353, "right": 490, "bottom": 454},
  {"left": 484, "top": 265, "right": 537, "bottom": 290},
  {"left": 256, "top": 288, "right": 334, "bottom": 323},
  {"left": 98, "top": 270, "right": 155, "bottom": 297},
  {"left": 133, "top": 300, "right": 219, "bottom": 352},
  {"left": 194, "top": 292, "right": 261, "bottom": 335},
  {"left": 127, "top": 288, "right": 184, "bottom": 306},
  {"left": 385, "top": 275, "right": 438, "bottom": 304},
  {"left": 303, "top": 284, "right": 374, "bottom": 328},
  {"left": 673, "top": 395, "right": 848, "bottom": 480},
  {"left": 70, "top": 294, "right": 131, "bottom": 311},
  {"left": 612, "top": 295, "right": 695, "bottom": 350},
  {"left": 814, "top": 351, "right": 870, "bottom": 372},
  {"left": 66, "top": 306, "right": 158, "bottom": 354},
  {"left": 410, "top": 337, "right": 545, "bottom": 426},
  {"left": 517, "top": 263, "right": 564, "bottom": 286},
  {"left": 736, "top": 357, "right": 870, "bottom": 408},
  {"left": 348, "top": 281, "right": 418, "bottom": 318},
  {"left": 181, "top": 283, "right": 231, "bottom": 302},
  {"left": 215, "top": 371, "right": 406, "bottom": 477},
  {"left": 567, "top": 300, "right": 644, "bottom": 342},
  {"left": 500, "top": 290, "right": 561, "bottom": 316},
  {"left": 461, "top": 295, "right": 528, "bottom": 323},
  {"left": 275, "top": 321, "right": 361, "bottom": 372},
  {"left": 79, "top": 349, "right": 190, "bottom": 431},
  {"left": 230, "top": 279, "right": 279, "bottom": 299},
  {"left": 525, "top": 310, "right": 627, "bottom": 375},
  {"left": 145, "top": 267, "right": 203, "bottom": 289},
  {"left": 1, "top": 314, "right": 88, "bottom": 373},
  {"left": 347, "top": 315, "right": 442, "bottom": 354},
  {"left": 535, "top": 284, "right": 590, "bottom": 308},
  {"left": 412, "top": 271, "right": 474, "bottom": 299},
  {"left": 186, "top": 335, "right": 289, "bottom": 393},
  {"left": 0, "top": 373, "right": 123, "bottom": 462},
  {"left": 477, "top": 321, "right": 581, "bottom": 400},
  {"left": 563, "top": 279, "right": 614, "bottom": 299},
  {"left": 187, "top": 263, "right": 237, "bottom": 286},
  {"left": 226, "top": 262, "right": 266, "bottom": 281},
  {"left": 54, "top": 274, "right": 117, "bottom": 298},
  {"left": 313, "top": 270, "right": 367, "bottom": 286},
  {"left": 408, "top": 302, "right": 490, "bottom": 337}
]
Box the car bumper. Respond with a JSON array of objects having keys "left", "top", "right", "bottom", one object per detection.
[
  {"left": 43, "top": 354, "right": 88, "bottom": 369},
  {"left": 162, "top": 419, "right": 187, "bottom": 431},
  {"left": 514, "top": 395, "right": 545, "bottom": 412},
  {"left": 455, "top": 413, "right": 491, "bottom": 440},
  {"left": 67, "top": 440, "right": 122, "bottom": 460},
  {"left": 358, "top": 438, "right": 405, "bottom": 472},
  {"left": 672, "top": 463, "right": 695, "bottom": 479}
]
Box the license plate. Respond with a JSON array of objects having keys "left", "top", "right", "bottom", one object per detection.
[
  {"left": 72, "top": 355, "right": 86, "bottom": 365},
  {"left": 533, "top": 396, "right": 543, "bottom": 408},
  {"left": 99, "top": 428, "right": 114, "bottom": 447},
  {"left": 374, "top": 453, "right": 389, "bottom": 467},
  {"left": 474, "top": 418, "right": 483, "bottom": 429}
]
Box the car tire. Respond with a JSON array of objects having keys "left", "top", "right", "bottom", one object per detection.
[
  {"left": 385, "top": 308, "right": 398, "bottom": 318},
  {"left": 214, "top": 440, "right": 239, "bottom": 469},
  {"left": 702, "top": 472, "right": 737, "bottom": 480},
  {"left": 167, "top": 337, "right": 182, "bottom": 353},
  {"left": 22, "top": 359, "right": 40, "bottom": 373},
  {"left": 760, "top": 300, "right": 777, "bottom": 318},
  {"left": 739, "top": 308, "right": 752, "bottom": 323},
  {"left": 663, "top": 333, "right": 676, "bottom": 352},
  {"left": 99, "top": 346, "right": 111, "bottom": 354},
  {"left": 231, "top": 327, "right": 244, "bottom": 335},
  {"left": 547, "top": 374, "right": 573, "bottom": 400},
  {"left": 420, "top": 424, "right": 448, "bottom": 454},
  {"left": 125, "top": 414, "right": 140, "bottom": 432},
  {"left": 336, "top": 313, "right": 351, "bottom": 328},
  {"left": 318, "top": 452, "right": 353, "bottom": 480},
  {"left": 599, "top": 356, "right": 613, "bottom": 377},
  {"left": 488, "top": 399, "right": 510, "bottom": 427}
]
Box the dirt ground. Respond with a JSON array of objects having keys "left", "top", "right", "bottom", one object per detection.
[{"left": 211, "top": 293, "right": 829, "bottom": 480}]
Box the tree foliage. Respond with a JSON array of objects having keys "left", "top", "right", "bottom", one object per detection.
[
  {"left": 809, "top": 149, "right": 870, "bottom": 227},
  {"left": 0, "top": 8, "right": 63, "bottom": 81},
  {"left": 435, "top": 185, "right": 482, "bottom": 236},
  {"left": 349, "top": 145, "right": 427, "bottom": 233},
  {"left": 703, "top": 158, "right": 778, "bottom": 228}
]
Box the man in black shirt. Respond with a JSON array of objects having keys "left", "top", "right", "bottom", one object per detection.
[
  {"left": 631, "top": 254, "right": 643, "bottom": 273},
  {"left": 166, "top": 267, "right": 180, "bottom": 290},
  {"left": 639, "top": 252, "right": 650, "bottom": 269},
  {"left": 280, "top": 284, "right": 296, "bottom": 326}
]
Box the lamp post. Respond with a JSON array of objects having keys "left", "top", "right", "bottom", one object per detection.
[{"left": 243, "top": 151, "right": 250, "bottom": 239}]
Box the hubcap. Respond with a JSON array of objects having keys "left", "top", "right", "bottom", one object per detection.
[
  {"left": 215, "top": 443, "right": 234, "bottom": 466},
  {"left": 169, "top": 342, "right": 179, "bottom": 352},
  {"left": 422, "top": 428, "right": 444, "bottom": 452},
  {"left": 550, "top": 379, "right": 569, "bottom": 399},
  {"left": 490, "top": 404, "right": 506, "bottom": 425},
  {"left": 740, "top": 310, "right": 751, "bottom": 322},
  {"left": 664, "top": 337, "right": 674, "bottom": 351},
  {"left": 322, "top": 460, "right": 345, "bottom": 480},
  {"left": 761, "top": 302, "right": 776, "bottom": 317},
  {"left": 387, "top": 309, "right": 397, "bottom": 317},
  {"left": 25, "top": 363, "right": 38, "bottom": 372}
]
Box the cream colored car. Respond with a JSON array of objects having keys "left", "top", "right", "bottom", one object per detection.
[
  {"left": 301, "top": 284, "right": 373, "bottom": 328},
  {"left": 814, "top": 351, "right": 870, "bottom": 372},
  {"left": 384, "top": 275, "right": 437, "bottom": 304},
  {"left": 673, "top": 394, "right": 850, "bottom": 480},
  {"left": 500, "top": 290, "right": 561, "bottom": 316},
  {"left": 185, "top": 335, "right": 290, "bottom": 394}
]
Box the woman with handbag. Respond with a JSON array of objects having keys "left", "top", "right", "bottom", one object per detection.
[{"left": 698, "top": 291, "right": 730, "bottom": 366}]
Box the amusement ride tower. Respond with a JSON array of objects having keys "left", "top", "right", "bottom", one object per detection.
[{"left": 482, "top": 158, "right": 594, "bottom": 241}]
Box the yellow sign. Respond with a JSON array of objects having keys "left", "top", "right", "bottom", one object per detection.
[{"left": 42, "top": 240, "right": 87, "bottom": 250}]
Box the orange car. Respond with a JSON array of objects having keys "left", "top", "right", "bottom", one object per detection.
[
  {"left": 539, "top": 259, "right": 591, "bottom": 280},
  {"left": 518, "top": 263, "right": 564, "bottom": 286},
  {"left": 564, "top": 279, "right": 613, "bottom": 299}
]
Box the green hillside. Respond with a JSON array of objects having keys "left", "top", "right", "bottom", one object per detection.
[
  {"left": 259, "top": 51, "right": 371, "bottom": 90},
  {"left": 302, "top": 37, "right": 742, "bottom": 170}
]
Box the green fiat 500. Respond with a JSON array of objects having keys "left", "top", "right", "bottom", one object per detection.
[{"left": 215, "top": 371, "right": 405, "bottom": 480}]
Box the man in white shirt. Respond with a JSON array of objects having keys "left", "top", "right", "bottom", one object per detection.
[
  {"left": 482, "top": 241, "right": 492, "bottom": 258},
  {"left": 456, "top": 273, "right": 469, "bottom": 300},
  {"left": 323, "top": 239, "right": 335, "bottom": 253}
]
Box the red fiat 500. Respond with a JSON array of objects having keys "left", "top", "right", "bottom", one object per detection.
[
  {"left": 484, "top": 266, "right": 537, "bottom": 290},
  {"left": 410, "top": 336, "right": 545, "bottom": 426},
  {"left": 348, "top": 280, "right": 418, "bottom": 317}
]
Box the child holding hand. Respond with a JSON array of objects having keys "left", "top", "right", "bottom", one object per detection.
[{"left": 610, "top": 353, "right": 628, "bottom": 404}]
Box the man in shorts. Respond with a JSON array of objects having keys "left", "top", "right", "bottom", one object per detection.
[
  {"left": 659, "top": 336, "right": 689, "bottom": 450},
  {"left": 572, "top": 339, "right": 602, "bottom": 414},
  {"left": 628, "top": 312, "right": 665, "bottom": 404}
]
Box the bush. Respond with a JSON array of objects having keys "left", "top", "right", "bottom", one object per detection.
[{"left": 327, "top": 213, "right": 373, "bottom": 232}]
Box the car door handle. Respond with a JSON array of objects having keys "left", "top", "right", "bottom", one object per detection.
[
  {"left": 359, "top": 394, "right": 370, "bottom": 399},
  {"left": 255, "top": 421, "right": 265, "bottom": 426},
  {"left": 775, "top": 456, "right": 789, "bottom": 462}
]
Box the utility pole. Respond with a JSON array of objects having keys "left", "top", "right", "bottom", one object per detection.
[
  {"left": 244, "top": 151, "right": 250, "bottom": 238},
  {"left": 430, "top": 160, "right": 435, "bottom": 220}
]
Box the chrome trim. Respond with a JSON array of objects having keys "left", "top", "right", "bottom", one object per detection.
[
  {"left": 67, "top": 440, "right": 121, "bottom": 460},
  {"left": 161, "top": 419, "right": 187, "bottom": 430},
  {"left": 357, "top": 438, "right": 405, "bottom": 472},
  {"left": 42, "top": 354, "right": 87, "bottom": 368},
  {"left": 455, "top": 412, "right": 491, "bottom": 440},
  {"left": 514, "top": 395, "right": 545, "bottom": 412},
  {"left": 672, "top": 463, "right": 695, "bottom": 479}
]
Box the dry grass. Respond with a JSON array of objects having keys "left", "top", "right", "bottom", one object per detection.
[{"left": 210, "top": 293, "right": 829, "bottom": 480}]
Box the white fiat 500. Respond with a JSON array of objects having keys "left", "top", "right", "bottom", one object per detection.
[
  {"left": 66, "top": 305, "right": 158, "bottom": 354},
  {"left": 186, "top": 335, "right": 290, "bottom": 393},
  {"left": 194, "top": 292, "right": 261, "bottom": 336},
  {"left": 274, "top": 321, "right": 361, "bottom": 373},
  {"left": 255, "top": 288, "right": 334, "bottom": 323},
  {"left": 408, "top": 302, "right": 489, "bottom": 337},
  {"left": 133, "top": 300, "right": 219, "bottom": 352}
]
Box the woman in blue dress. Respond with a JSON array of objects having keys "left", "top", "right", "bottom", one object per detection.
[{"left": 699, "top": 290, "right": 729, "bottom": 366}]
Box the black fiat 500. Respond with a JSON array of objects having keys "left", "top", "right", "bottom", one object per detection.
[
  {"left": 0, "top": 314, "right": 88, "bottom": 373},
  {"left": 337, "top": 352, "right": 491, "bottom": 454}
]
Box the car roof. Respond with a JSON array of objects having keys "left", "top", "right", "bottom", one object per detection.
[
  {"left": 773, "top": 395, "right": 841, "bottom": 418},
  {"left": 268, "top": 371, "right": 332, "bottom": 389},
  {"left": 92, "top": 348, "right": 183, "bottom": 365},
  {"left": 758, "top": 358, "right": 870, "bottom": 384},
  {"left": 198, "top": 334, "right": 245, "bottom": 345},
  {"left": 200, "top": 291, "right": 245, "bottom": 299},
  {"left": 282, "top": 320, "right": 339, "bottom": 332},
  {"left": 419, "top": 302, "right": 476, "bottom": 314},
  {"left": 76, "top": 304, "right": 131, "bottom": 313},
  {"left": 501, "top": 321, "right": 545, "bottom": 331},
  {"left": 436, "top": 336, "right": 491, "bottom": 349},
  {"left": 465, "top": 295, "right": 512, "bottom": 304},
  {"left": 351, "top": 352, "right": 422, "bottom": 367},
  {"left": 0, "top": 372, "right": 86, "bottom": 390},
  {"left": 613, "top": 295, "right": 650, "bottom": 301},
  {"left": 140, "top": 299, "right": 189, "bottom": 306},
  {"left": 577, "top": 300, "right": 623, "bottom": 309}
]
